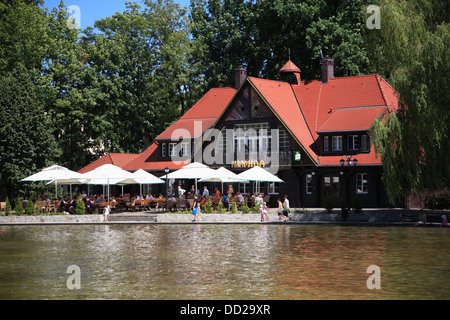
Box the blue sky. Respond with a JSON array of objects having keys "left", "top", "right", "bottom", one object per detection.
[{"left": 43, "top": 0, "right": 191, "bottom": 30}]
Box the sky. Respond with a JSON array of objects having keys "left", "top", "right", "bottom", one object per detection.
[{"left": 43, "top": 0, "right": 191, "bottom": 30}]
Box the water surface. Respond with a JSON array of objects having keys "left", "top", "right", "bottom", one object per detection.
[{"left": 0, "top": 224, "right": 449, "bottom": 299}]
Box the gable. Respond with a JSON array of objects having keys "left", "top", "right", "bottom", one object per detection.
[{"left": 224, "top": 81, "right": 273, "bottom": 121}]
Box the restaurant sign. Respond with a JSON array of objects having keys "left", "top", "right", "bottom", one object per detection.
[{"left": 231, "top": 160, "right": 266, "bottom": 168}]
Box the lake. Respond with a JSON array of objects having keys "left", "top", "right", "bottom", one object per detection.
[{"left": 0, "top": 224, "right": 449, "bottom": 299}]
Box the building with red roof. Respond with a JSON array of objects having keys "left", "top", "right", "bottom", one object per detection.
[{"left": 81, "top": 56, "right": 401, "bottom": 208}]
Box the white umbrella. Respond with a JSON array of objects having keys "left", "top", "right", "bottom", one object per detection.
[
  {"left": 163, "top": 162, "right": 218, "bottom": 194},
  {"left": 237, "top": 166, "right": 284, "bottom": 194},
  {"left": 236, "top": 166, "right": 284, "bottom": 182},
  {"left": 199, "top": 167, "right": 248, "bottom": 193},
  {"left": 21, "top": 165, "right": 83, "bottom": 199},
  {"left": 116, "top": 169, "right": 165, "bottom": 195},
  {"left": 79, "top": 164, "right": 135, "bottom": 201}
]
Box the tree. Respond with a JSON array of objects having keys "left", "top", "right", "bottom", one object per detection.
[
  {"left": 82, "top": 0, "right": 198, "bottom": 154},
  {"left": 0, "top": 65, "right": 60, "bottom": 200},
  {"left": 369, "top": 0, "right": 449, "bottom": 203},
  {"left": 189, "top": 0, "right": 370, "bottom": 89}
]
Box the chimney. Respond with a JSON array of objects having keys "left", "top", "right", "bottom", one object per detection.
[
  {"left": 321, "top": 57, "right": 334, "bottom": 83},
  {"left": 235, "top": 66, "right": 247, "bottom": 90}
]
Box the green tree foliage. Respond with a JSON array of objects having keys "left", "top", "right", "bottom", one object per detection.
[
  {"left": 0, "top": 65, "right": 60, "bottom": 200},
  {"left": 369, "top": 0, "right": 449, "bottom": 202},
  {"left": 82, "top": 0, "right": 199, "bottom": 154},
  {"left": 189, "top": 0, "right": 370, "bottom": 89}
]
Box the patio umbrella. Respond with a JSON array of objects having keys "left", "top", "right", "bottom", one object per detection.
[
  {"left": 236, "top": 166, "right": 284, "bottom": 194},
  {"left": 79, "top": 164, "right": 135, "bottom": 201},
  {"left": 116, "top": 169, "right": 165, "bottom": 195},
  {"left": 199, "top": 167, "right": 248, "bottom": 193},
  {"left": 163, "top": 162, "right": 218, "bottom": 195},
  {"left": 21, "top": 165, "right": 84, "bottom": 199}
]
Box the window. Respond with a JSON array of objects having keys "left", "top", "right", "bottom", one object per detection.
[
  {"left": 169, "top": 143, "right": 176, "bottom": 157},
  {"left": 306, "top": 174, "right": 312, "bottom": 194},
  {"left": 180, "top": 142, "right": 190, "bottom": 157},
  {"left": 332, "top": 136, "right": 342, "bottom": 151},
  {"left": 234, "top": 123, "right": 270, "bottom": 153},
  {"left": 217, "top": 128, "right": 227, "bottom": 154},
  {"left": 161, "top": 143, "right": 166, "bottom": 158},
  {"left": 239, "top": 182, "right": 249, "bottom": 194},
  {"left": 278, "top": 126, "right": 290, "bottom": 151},
  {"left": 268, "top": 182, "right": 279, "bottom": 194},
  {"left": 356, "top": 173, "right": 368, "bottom": 194},
  {"left": 323, "top": 136, "right": 329, "bottom": 152},
  {"left": 361, "top": 135, "right": 369, "bottom": 151},
  {"left": 348, "top": 135, "right": 359, "bottom": 150}
]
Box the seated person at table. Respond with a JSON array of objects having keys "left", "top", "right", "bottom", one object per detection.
[
  {"left": 59, "top": 196, "right": 69, "bottom": 212},
  {"left": 237, "top": 192, "right": 244, "bottom": 205},
  {"left": 214, "top": 188, "right": 221, "bottom": 198},
  {"left": 221, "top": 194, "right": 229, "bottom": 208},
  {"left": 145, "top": 192, "right": 153, "bottom": 200},
  {"left": 68, "top": 196, "right": 77, "bottom": 214}
]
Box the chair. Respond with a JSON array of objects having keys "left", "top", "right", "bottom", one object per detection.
[
  {"left": 189, "top": 199, "right": 194, "bottom": 210},
  {"left": 212, "top": 197, "right": 221, "bottom": 210},
  {"left": 0, "top": 202, "right": 6, "bottom": 215},
  {"left": 179, "top": 198, "right": 188, "bottom": 211}
]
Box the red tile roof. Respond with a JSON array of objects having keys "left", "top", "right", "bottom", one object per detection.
[
  {"left": 248, "top": 77, "right": 317, "bottom": 163},
  {"left": 318, "top": 145, "right": 382, "bottom": 166},
  {"left": 78, "top": 153, "right": 138, "bottom": 173},
  {"left": 279, "top": 60, "right": 301, "bottom": 73},
  {"left": 155, "top": 87, "right": 236, "bottom": 141},
  {"left": 317, "top": 106, "right": 387, "bottom": 133},
  {"left": 292, "top": 75, "right": 388, "bottom": 139},
  {"left": 122, "top": 142, "right": 186, "bottom": 172}
]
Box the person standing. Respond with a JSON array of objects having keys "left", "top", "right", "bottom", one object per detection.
[
  {"left": 104, "top": 204, "right": 110, "bottom": 222},
  {"left": 283, "top": 195, "right": 291, "bottom": 221},
  {"left": 441, "top": 214, "right": 448, "bottom": 227}
]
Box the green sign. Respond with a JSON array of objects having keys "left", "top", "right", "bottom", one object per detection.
[{"left": 293, "top": 151, "right": 301, "bottom": 162}]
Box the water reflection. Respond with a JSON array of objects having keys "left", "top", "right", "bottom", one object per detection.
[{"left": 0, "top": 224, "right": 449, "bottom": 299}]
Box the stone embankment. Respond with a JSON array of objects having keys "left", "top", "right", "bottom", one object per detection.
[{"left": 0, "top": 210, "right": 403, "bottom": 225}]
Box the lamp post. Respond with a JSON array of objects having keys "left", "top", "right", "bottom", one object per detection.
[
  {"left": 340, "top": 155, "right": 358, "bottom": 212},
  {"left": 164, "top": 166, "right": 169, "bottom": 212}
]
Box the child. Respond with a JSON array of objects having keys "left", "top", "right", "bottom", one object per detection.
[
  {"left": 441, "top": 214, "right": 448, "bottom": 227},
  {"left": 104, "top": 204, "right": 110, "bottom": 222}
]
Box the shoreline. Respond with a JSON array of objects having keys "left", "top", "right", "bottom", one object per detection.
[{"left": 0, "top": 208, "right": 448, "bottom": 227}]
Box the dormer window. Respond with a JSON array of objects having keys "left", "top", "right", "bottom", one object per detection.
[
  {"left": 332, "top": 136, "right": 342, "bottom": 151},
  {"left": 348, "top": 135, "right": 359, "bottom": 151}
]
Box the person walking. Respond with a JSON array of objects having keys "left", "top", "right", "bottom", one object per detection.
[
  {"left": 260, "top": 202, "right": 269, "bottom": 222},
  {"left": 192, "top": 195, "right": 200, "bottom": 222},
  {"left": 277, "top": 199, "right": 288, "bottom": 222},
  {"left": 441, "top": 214, "right": 448, "bottom": 227}
]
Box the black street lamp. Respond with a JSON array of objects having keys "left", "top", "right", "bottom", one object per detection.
[
  {"left": 164, "top": 166, "right": 169, "bottom": 212},
  {"left": 340, "top": 155, "right": 358, "bottom": 166}
]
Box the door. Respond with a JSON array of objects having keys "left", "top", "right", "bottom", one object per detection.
[{"left": 322, "top": 175, "right": 340, "bottom": 207}]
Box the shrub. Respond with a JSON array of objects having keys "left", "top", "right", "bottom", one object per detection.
[
  {"left": 340, "top": 197, "right": 348, "bottom": 220},
  {"left": 425, "top": 192, "right": 450, "bottom": 210},
  {"left": 241, "top": 201, "right": 250, "bottom": 213},
  {"left": 5, "top": 197, "right": 11, "bottom": 216},
  {"left": 216, "top": 201, "right": 226, "bottom": 213},
  {"left": 75, "top": 198, "right": 86, "bottom": 215},
  {"left": 324, "top": 195, "right": 333, "bottom": 213},
  {"left": 13, "top": 197, "right": 24, "bottom": 215},
  {"left": 352, "top": 196, "right": 363, "bottom": 214},
  {"left": 203, "top": 199, "right": 214, "bottom": 213},
  {"left": 24, "top": 198, "right": 37, "bottom": 215},
  {"left": 231, "top": 201, "right": 237, "bottom": 213}
]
